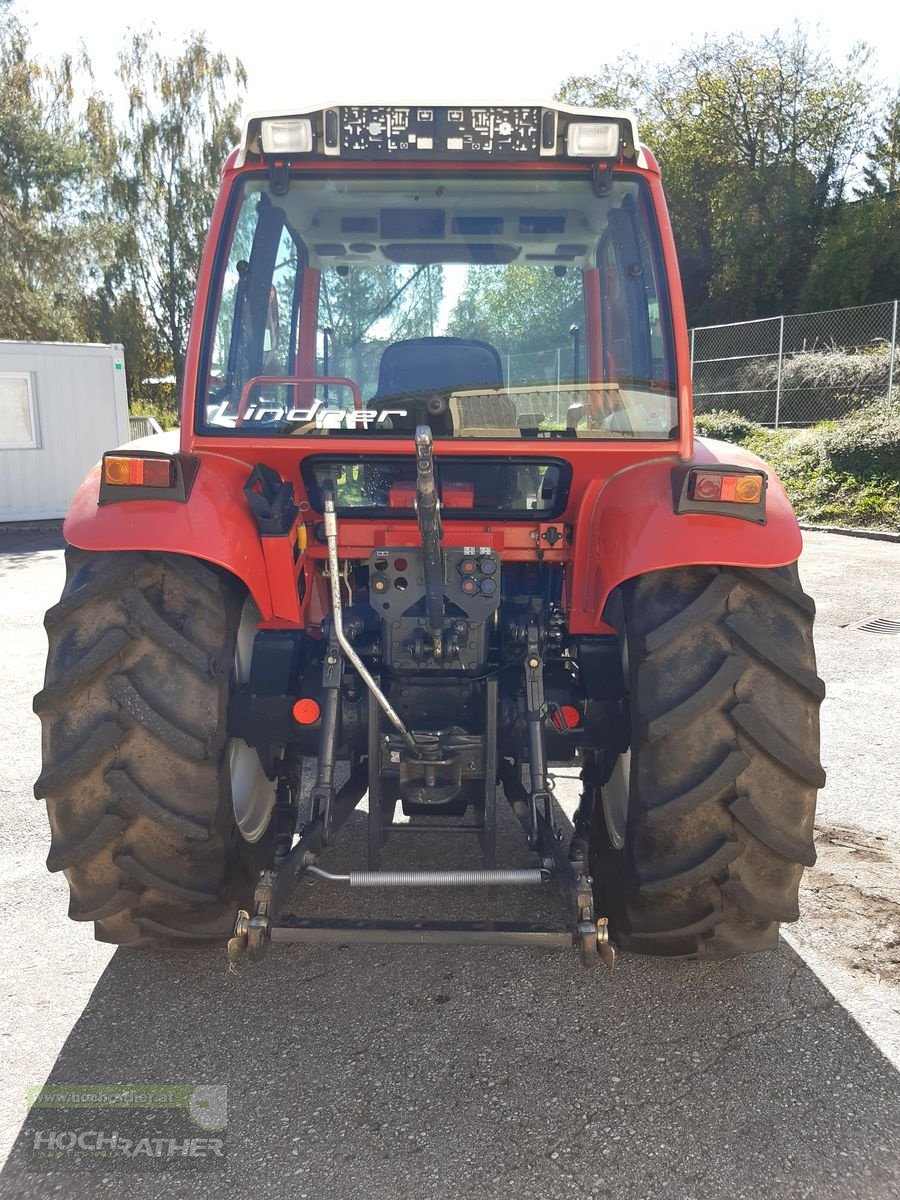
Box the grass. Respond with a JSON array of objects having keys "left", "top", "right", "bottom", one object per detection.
[{"left": 694, "top": 403, "right": 900, "bottom": 531}]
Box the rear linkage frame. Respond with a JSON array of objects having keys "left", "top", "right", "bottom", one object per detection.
[{"left": 228, "top": 428, "right": 614, "bottom": 970}]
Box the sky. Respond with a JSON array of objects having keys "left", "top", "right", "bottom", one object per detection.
[{"left": 19, "top": 0, "right": 900, "bottom": 117}]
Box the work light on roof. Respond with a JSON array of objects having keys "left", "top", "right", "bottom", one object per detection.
[
  {"left": 566, "top": 121, "right": 620, "bottom": 159},
  {"left": 260, "top": 117, "right": 314, "bottom": 155}
]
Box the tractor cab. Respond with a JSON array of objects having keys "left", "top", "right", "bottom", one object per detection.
[{"left": 198, "top": 105, "right": 682, "bottom": 453}]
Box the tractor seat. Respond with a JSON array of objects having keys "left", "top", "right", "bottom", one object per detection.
[{"left": 370, "top": 336, "right": 515, "bottom": 435}]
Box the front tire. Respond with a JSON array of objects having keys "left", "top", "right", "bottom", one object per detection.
[
  {"left": 589, "top": 563, "right": 825, "bottom": 959},
  {"left": 34, "top": 549, "right": 273, "bottom": 946}
]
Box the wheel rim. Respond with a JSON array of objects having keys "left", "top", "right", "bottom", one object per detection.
[
  {"left": 601, "top": 747, "right": 630, "bottom": 850},
  {"left": 229, "top": 599, "right": 275, "bottom": 842}
]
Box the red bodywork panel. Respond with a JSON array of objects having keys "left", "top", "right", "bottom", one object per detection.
[
  {"left": 63, "top": 145, "right": 801, "bottom": 630},
  {"left": 568, "top": 438, "right": 801, "bottom": 633},
  {"left": 64, "top": 436, "right": 801, "bottom": 631},
  {"left": 68, "top": 453, "right": 279, "bottom": 621}
]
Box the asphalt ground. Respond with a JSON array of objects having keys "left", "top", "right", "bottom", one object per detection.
[{"left": 0, "top": 529, "right": 898, "bottom": 1199}]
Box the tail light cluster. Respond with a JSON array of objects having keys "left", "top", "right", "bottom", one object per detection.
[
  {"left": 99, "top": 451, "right": 198, "bottom": 505},
  {"left": 689, "top": 471, "right": 764, "bottom": 505},
  {"left": 674, "top": 466, "right": 767, "bottom": 523},
  {"left": 104, "top": 456, "right": 174, "bottom": 488}
]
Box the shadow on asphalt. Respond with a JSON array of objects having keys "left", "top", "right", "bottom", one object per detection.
[
  {"left": 3, "top": 804, "right": 900, "bottom": 1199},
  {"left": 0, "top": 531, "right": 65, "bottom": 576}
]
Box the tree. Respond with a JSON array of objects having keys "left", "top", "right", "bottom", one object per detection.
[
  {"left": 108, "top": 32, "right": 246, "bottom": 385},
  {"left": 0, "top": 8, "right": 98, "bottom": 340},
  {"left": 558, "top": 28, "right": 874, "bottom": 323},
  {"left": 861, "top": 87, "right": 900, "bottom": 196},
  {"left": 556, "top": 60, "right": 645, "bottom": 113},
  {"left": 318, "top": 263, "right": 444, "bottom": 394},
  {"left": 801, "top": 194, "right": 900, "bottom": 310},
  {"left": 448, "top": 266, "right": 582, "bottom": 356},
  {"left": 802, "top": 87, "right": 900, "bottom": 309}
]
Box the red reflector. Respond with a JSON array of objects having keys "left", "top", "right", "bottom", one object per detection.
[
  {"left": 141, "top": 459, "right": 174, "bottom": 487},
  {"left": 691, "top": 471, "right": 722, "bottom": 501},
  {"left": 103, "top": 456, "right": 174, "bottom": 488},
  {"left": 292, "top": 698, "right": 321, "bottom": 725},
  {"left": 551, "top": 704, "right": 581, "bottom": 731}
]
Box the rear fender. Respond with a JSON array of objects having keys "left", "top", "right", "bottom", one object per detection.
[
  {"left": 568, "top": 437, "right": 802, "bottom": 634},
  {"left": 64, "top": 451, "right": 277, "bottom": 620}
]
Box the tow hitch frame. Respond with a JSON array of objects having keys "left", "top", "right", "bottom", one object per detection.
[
  {"left": 227, "top": 759, "right": 614, "bottom": 969},
  {"left": 227, "top": 426, "right": 614, "bottom": 971}
]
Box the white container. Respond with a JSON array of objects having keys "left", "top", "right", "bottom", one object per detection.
[{"left": 0, "top": 341, "right": 129, "bottom": 522}]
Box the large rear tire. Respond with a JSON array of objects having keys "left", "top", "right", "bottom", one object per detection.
[
  {"left": 589, "top": 563, "right": 825, "bottom": 959},
  {"left": 34, "top": 548, "right": 274, "bottom": 947}
]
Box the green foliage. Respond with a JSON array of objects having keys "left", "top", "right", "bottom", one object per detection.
[
  {"left": 322, "top": 265, "right": 443, "bottom": 349},
  {"left": 793, "top": 89, "right": 900, "bottom": 310},
  {"left": 692, "top": 409, "right": 763, "bottom": 444},
  {"left": 861, "top": 87, "right": 900, "bottom": 196},
  {"left": 0, "top": 9, "right": 248, "bottom": 410},
  {"left": 78, "top": 286, "right": 169, "bottom": 405},
  {"left": 693, "top": 403, "right": 900, "bottom": 529},
  {"left": 0, "top": 5, "right": 894, "bottom": 431},
  {"left": 320, "top": 264, "right": 446, "bottom": 397},
  {"left": 818, "top": 402, "right": 900, "bottom": 476},
  {"left": 802, "top": 193, "right": 900, "bottom": 310},
  {"left": 130, "top": 396, "right": 180, "bottom": 431}
]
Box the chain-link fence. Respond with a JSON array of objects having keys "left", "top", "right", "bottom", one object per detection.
[{"left": 691, "top": 300, "right": 899, "bottom": 426}]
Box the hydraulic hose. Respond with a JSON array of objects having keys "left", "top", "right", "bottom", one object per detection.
[{"left": 323, "top": 487, "right": 418, "bottom": 751}]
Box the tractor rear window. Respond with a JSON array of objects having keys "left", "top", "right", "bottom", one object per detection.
[
  {"left": 302, "top": 456, "right": 570, "bottom": 518},
  {"left": 199, "top": 172, "right": 677, "bottom": 440}
]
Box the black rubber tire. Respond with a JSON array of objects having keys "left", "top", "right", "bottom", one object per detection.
[
  {"left": 589, "top": 563, "right": 825, "bottom": 959},
  {"left": 34, "top": 548, "right": 271, "bottom": 947}
]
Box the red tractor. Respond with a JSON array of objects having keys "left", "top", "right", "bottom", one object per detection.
[{"left": 34, "top": 104, "right": 824, "bottom": 966}]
